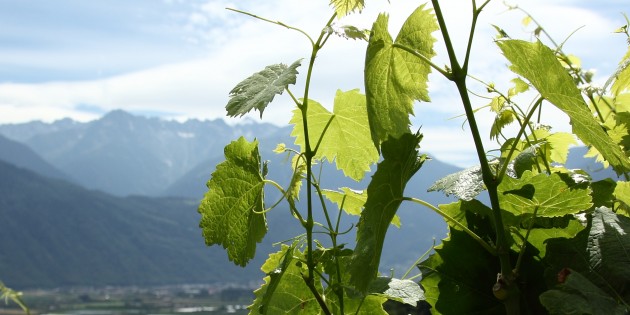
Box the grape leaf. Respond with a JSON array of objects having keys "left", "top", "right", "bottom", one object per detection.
[
  {"left": 322, "top": 187, "right": 401, "bottom": 227},
  {"left": 588, "top": 207, "right": 630, "bottom": 290},
  {"left": 322, "top": 256, "right": 388, "bottom": 314},
  {"left": 249, "top": 245, "right": 322, "bottom": 314},
  {"left": 508, "top": 77, "right": 530, "bottom": 97},
  {"left": 544, "top": 207, "right": 630, "bottom": 304},
  {"left": 428, "top": 165, "right": 485, "bottom": 201},
  {"left": 349, "top": 132, "right": 426, "bottom": 292},
  {"left": 329, "top": 0, "right": 364, "bottom": 18},
  {"left": 615, "top": 181, "right": 630, "bottom": 208},
  {"left": 490, "top": 109, "right": 515, "bottom": 140},
  {"left": 418, "top": 229, "right": 504, "bottom": 315},
  {"left": 198, "top": 137, "right": 267, "bottom": 266},
  {"left": 365, "top": 5, "right": 438, "bottom": 148},
  {"left": 498, "top": 171, "right": 592, "bottom": 219},
  {"left": 547, "top": 132, "right": 577, "bottom": 164},
  {"left": 605, "top": 46, "right": 630, "bottom": 96},
  {"left": 497, "top": 40, "right": 630, "bottom": 174},
  {"left": 540, "top": 270, "right": 629, "bottom": 315},
  {"left": 290, "top": 89, "right": 379, "bottom": 181},
  {"left": 226, "top": 59, "right": 301, "bottom": 118},
  {"left": 368, "top": 277, "right": 425, "bottom": 306}
]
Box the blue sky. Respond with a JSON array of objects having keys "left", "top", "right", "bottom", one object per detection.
[{"left": 0, "top": 0, "right": 627, "bottom": 166}]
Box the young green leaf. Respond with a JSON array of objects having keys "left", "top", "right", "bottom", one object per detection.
[
  {"left": 365, "top": 5, "right": 438, "bottom": 148},
  {"left": 249, "top": 245, "right": 322, "bottom": 314},
  {"left": 498, "top": 171, "right": 592, "bottom": 219},
  {"left": 226, "top": 59, "right": 302, "bottom": 118},
  {"left": 349, "top": 132, "right": 426, "bottom": 292},
  {"left": 198, "top": 137, "right": 267, "bottom": 267},
  {"left": 497, "top": 40, "right": 630, "bottom": 174},
  {"left": 290, "top": 89, "right": 379, "bottom": 181},
  {"left": 329, "top": 0, "right": 364, "bottom": 18}
]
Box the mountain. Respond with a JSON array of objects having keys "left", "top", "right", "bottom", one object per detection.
[
  {"left": 0, "top": 110, "right": 288, "bottom": 196},
  {"left": 0, "top": 134, "right": 69, "bottom": 181},
  {"left": 0, "top": 159, "right": 302, "bottom": 289}
]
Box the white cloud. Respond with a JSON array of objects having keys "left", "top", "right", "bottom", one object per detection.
[{"left": 0, "top": 0, "right": 625, "bottom": 166}]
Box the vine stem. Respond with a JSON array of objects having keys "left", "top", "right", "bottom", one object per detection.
[
  {"left": 431, "top": 0, "right": 520, "bottom": 313},
  {"left": 299, "top": 12, "right": 337, "bottom": 315},
  {"left": 226, "top": 8, "right": 314, "bottom": 46}
]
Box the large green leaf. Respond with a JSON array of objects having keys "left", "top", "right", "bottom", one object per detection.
[
  {"left": 497, "top": 40, "right": 630, "bottom": 174},
  {"left": 365, "top": 5, "right": 438, "bottom": 147},
  {"left": 498, "top": 171, "right": 592, "bottom": 219},
  {"left": 540, "top": 270, "right": 629, "bottom": 315},
  {"left": 198, "top": 137, "right": 267, "bottom": 266},
  {"left": 290, "top": 89, "right": 379, "bottom": 181},
  {"left": 544, "top": 207, "right": 630, "bottom": 304},
  {"left": 226, "top": 59, "right": 301, "bottom": 118},
  {"left": 605, "top": 46, "right": 630, "bottom": 96},
  {"left": 615, "top": 181, "right": 630, "bottom": 208},
  {"left": 249, "top": 245, "right": 322, "bottom": 314},
  {"left": 418, "top": 229, "right": 504, "bottom": 315},
  {"left": 349, "top": 132, "right": 426, "bottom": 292}
]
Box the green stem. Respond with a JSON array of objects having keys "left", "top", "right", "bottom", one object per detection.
[
  {"left": 432, "top": 0, "right": 519, "bottom": 313},
  {"left": 404, "top": 197, "right": 496, "bottom": 255},
  {"left": 497, "top": 98, "right": 543, "bottom": 182},
  {"left": 463, "top": 0, "right": 491, "bottom": 72},
  {"left": 226, "top": 8, "right": 315, "bottom": 46},
  {"left": 299, "top": 12, "right": 337, "bottom": 315}
]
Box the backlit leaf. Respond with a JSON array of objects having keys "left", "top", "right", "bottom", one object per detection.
[
  {"left": 615, "top": 181, "right": 630, "bottom": 208},
  {"left": 198, "top": 137, "right": 266, "bottom": 266},
  {"left": 291, "top": 90, "right": 379, "bottom": 181},
  {"left": 365, "top": 5, "right": 438, "bottom": 148},
  {"left": 349, "top": 132, "right": 426, "bottom": 292},
  {"left": 547, "top": 132, "right": 577, "bottom": 164},
  {"left": 330, "top": 0, "right": 364, "bottom": 18},
  {"left": 226, "top": 59, "right": 302, "bottom": 118},
  {"left": 490, "top": 109, "right": 515, "bottom": 140},
  {"left": 605, "top": 47, "right": 630, "bottom": 96},
  {"left": 498, "top": 171, "right": 592, "bottom": 219},
  {"left": 250, "top": 245, "right": 322, "bottom": 314},
  {"left": 498, "top": 40, "right": 630, "bottom": 174}
]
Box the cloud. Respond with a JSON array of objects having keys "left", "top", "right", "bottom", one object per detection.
[{"left": 0, "top": 0, "right": 626, "bottom": 167}]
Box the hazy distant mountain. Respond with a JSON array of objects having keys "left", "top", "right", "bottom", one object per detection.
[
  {"left": 0, "top": 134, "right": 70, "bottom": 181},
  {"left": 0, "top": 110, "right": 288, "bottom": 196},
  {"left": 0, "top": 159, "right": 305, "bottom": 289}
]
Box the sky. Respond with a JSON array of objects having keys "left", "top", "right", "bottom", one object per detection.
[{"left": 0, "top": 0, "right": 627, "bottom": 167}]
